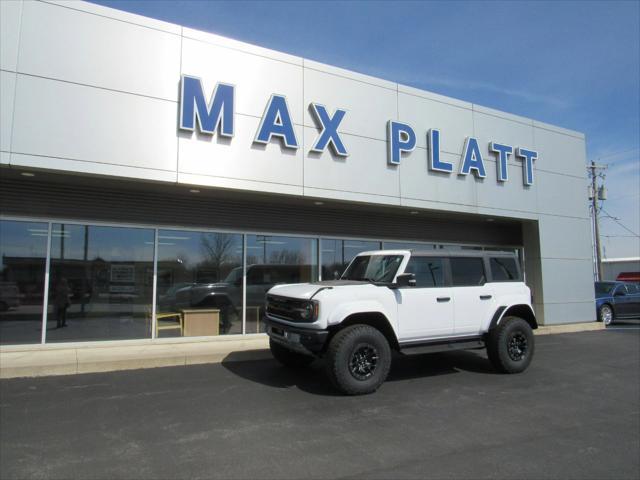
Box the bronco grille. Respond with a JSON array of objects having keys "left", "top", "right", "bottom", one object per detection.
[{"left": 266, "top": 295, "right": 313, "bottom": 323}]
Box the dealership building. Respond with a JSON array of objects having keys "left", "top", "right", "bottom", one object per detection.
[{"left": 0, "top": 0, "right": 595, "bottom": 349}]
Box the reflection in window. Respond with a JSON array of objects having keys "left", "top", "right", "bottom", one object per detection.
[
  {"left": 156, "top": 230, "right": 243, "bottom": 337},
  {"left": 405, "top": 257, "right": 446, "bottom": 287},
  {"left": 341, "top": 255, "right": 403, "bottom": 283},
  {"left": 383, "top": 241, "right": 436, "bottom": 252},
  {"left": 246, "top": 235, "right": 318, "bottom": 333},
  {"left": 45, "top": 224, "right": 155, "bottom": 342},
  {"left": 0, "top": 220, "right": 48, "bottom": 345},
  {"left": 321, "top": 239, "right": 380, "bottom": 280},
  {"left": 490, "top": 257, "right": 520, "bottom": 282},
  {"left": 440, "top": 245, "right": 483, "bottom": 251}
]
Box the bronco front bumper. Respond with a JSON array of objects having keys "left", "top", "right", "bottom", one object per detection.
[{"left": 264, "top": 316, "right": 329, "bottom": 356}]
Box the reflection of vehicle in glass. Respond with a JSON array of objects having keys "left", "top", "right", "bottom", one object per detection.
[
  {"left": 158, "top": 282, "right": 195, "bottom": 311},
  {"left": 0, "top": 282, "right": 20, "bottom": 311},
  {"left": 265, "top": 250, "right": 537, "bottom": 395},
  {"left": 170, "top": 264, "right": 312, "bottom": 333},
  {"left": 595, "top": 281, "right": 640, "bottom": 326}
]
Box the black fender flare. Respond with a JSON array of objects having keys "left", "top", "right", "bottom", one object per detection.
[
  {"left": 329, "top": 312, "right": 400, "bottom": 351},
  {"left": 489, "top": 304, "right": 538, "bottom": 331}
]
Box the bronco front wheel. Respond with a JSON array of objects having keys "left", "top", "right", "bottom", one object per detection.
[{"left": 325, "top": 325, "right": 391, "bottom": 395}]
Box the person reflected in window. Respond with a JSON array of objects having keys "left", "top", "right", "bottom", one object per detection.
[{"left": 53, "top": 277, "right": 71, "bottom": 328}]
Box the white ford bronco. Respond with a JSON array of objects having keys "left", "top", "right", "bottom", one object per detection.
[{"left": 264, "top": 250, "right": 537, "bottom": 395}]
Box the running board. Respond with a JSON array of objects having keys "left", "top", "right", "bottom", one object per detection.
[{"left": 399, "top": 337, "right": 485, "bottom": 355}]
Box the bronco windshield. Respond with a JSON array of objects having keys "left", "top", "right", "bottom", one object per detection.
[{"left": 341, "top": 255, "right": 404, "bottom": 283}]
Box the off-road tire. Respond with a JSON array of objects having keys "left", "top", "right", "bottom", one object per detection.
[
  {"left": 487, "top": 316, "right": 535, "bottom": 374},
  {"left": 269, "top": 338, "right": 315, "bottom": 368},
  {"left": 325, "top": 324, "right": 392, "bottom": 395}
]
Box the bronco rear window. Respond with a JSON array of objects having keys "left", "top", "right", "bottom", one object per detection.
[{"left": 489, "top": 257, "right": 520, "bottom": 282}]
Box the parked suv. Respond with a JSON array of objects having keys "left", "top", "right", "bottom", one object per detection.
[{"left": 264, "top": 250, "right": 537, "bottom": 395}]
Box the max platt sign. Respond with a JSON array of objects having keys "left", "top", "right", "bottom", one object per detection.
[{"left": 178, "top": 75, "right": 538, "bottom": 186}]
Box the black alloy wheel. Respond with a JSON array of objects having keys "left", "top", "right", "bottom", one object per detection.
[
  {"left": 507, "top": 332, "right": 528, "bottom": 361},
  {"left": 349, "top": 344, "right": 379, "bottom": 380}
]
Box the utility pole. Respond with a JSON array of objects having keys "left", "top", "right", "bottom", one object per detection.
[{"left": 587, "top": 161, "right": 607, "bottom": 281}]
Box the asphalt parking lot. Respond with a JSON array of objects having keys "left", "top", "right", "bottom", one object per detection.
[{"left": 1, "top": 328, "right": 639, "bottom": 480}]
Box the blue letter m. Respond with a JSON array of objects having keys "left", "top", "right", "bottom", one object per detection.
[{"left": 179, "top": 75, "right": 234, "bottom": 137}]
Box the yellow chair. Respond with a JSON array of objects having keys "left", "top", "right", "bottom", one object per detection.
[
  {"left": 156, "top": 312, "right": 183, "bottom": 337},
  {"left": 147, "top": 306, "right": 183, "bottom": 337}
]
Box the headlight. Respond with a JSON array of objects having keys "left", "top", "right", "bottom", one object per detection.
[
  {"left": 299, "top": 300, "right": 319, "bottom": 321},
  {"left": 300, "top": 302, "right": 313, "bottom": 319}
]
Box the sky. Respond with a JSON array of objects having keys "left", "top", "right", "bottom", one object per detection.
[{"left": 93, "top": 0, "right": 640, "bottom": 258}]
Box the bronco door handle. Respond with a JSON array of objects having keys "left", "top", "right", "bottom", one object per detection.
[
  {"left": 480, "top": 295, "right": 492, "bottom": 300},
  {"left": 437, "top": 297, "right": 451, "bottom": 302}
]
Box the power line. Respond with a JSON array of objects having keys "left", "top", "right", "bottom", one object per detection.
[
  {"left": 590, "top": 147, "right": 640, "bottom": 161},
  {"left": 600, "top": 208, "right": 640, "bottom": 237}
]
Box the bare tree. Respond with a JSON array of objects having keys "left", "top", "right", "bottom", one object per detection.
[
  {"left": 269, "top": 249, "right": 304, "bottom": 264},
  {"left": 200, "top": 234, "right": 236, "bottom": 273}
]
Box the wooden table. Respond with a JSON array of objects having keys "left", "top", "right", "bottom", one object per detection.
[{"left": 181, "top": 309, "right": 220, "bottom": 336}]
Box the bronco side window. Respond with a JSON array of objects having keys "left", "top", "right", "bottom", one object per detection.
[
  {"left": 450, "top": 257, "right": 486, "bottom": 286},
  {"left": 404, "top": 257, "right": 446, "bottom": 287}
]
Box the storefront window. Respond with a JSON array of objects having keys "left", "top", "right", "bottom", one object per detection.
[
  {"left": 156, "top": 230, "right": 243, "bottom": 337},
  {"left": 2, "top": 216, "right": 525, "bottom": 345},
  {"left": 246, "top": 235, "right": 318, "bottom": 333},
  {"left": 45, "top": 224, "right": 155, "bottom": 342},
  {"left": 0, "top": 220, "right": 48, "bottom": 345},
  {"left": 321, "top": 239, "right": 380, "bottom": 280},
  {"left": 383, "top": 241, "right": 437, "bottom": 251},
  {"left": 440, "top": 244, "right": 483, "bottom": 251}
]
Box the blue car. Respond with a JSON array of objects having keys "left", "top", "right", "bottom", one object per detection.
[{"left": 595, "top": 281, "right": 640, "bottom": 326}]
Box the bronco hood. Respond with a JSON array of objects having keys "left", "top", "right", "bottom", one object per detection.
[{"left": 268, "top": 280, "right": 366, "bottom": 300}]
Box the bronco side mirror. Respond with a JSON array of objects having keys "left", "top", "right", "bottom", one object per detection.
[{"left": 394, "top": 273, "right": 416, "bottom": 288}]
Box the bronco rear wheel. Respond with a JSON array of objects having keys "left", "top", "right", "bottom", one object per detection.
[
  {"left": 325, "top": 325, "right": 391, "bottom": 395},
  {"left": 487, "top": 316, "right": 535, "bottom": 374}
]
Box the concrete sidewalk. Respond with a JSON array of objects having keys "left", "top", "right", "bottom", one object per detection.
[
  {"left": 0, "top": 336, "right": 271, "bottom": 379},
  {"left": 535, "top": 321, "right": 604, "bottom": 335},
  {"left": 0, "top": 322, "right": 604, "bottom": 379}
]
